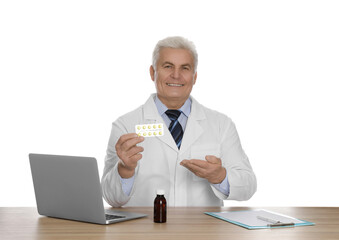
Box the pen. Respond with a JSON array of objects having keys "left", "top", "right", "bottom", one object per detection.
[{"left": 257, "top": 215, "right": 280, "bottom": 224}]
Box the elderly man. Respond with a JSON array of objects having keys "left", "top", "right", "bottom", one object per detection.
[{"left": 101, "top": 36, "right": 257, "bottom": 207}]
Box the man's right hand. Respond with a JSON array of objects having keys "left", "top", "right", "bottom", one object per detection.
[{"left": 116, "top": 133, "right": 144, "bottom": 178}]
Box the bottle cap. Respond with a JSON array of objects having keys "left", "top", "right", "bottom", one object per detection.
[{"left": 156, "top": 189, "right": 165, "bottom": 195}]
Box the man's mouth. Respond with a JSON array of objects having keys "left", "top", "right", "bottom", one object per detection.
[{"left": 166, "top": 83, "right": 184, "bottom": 87}]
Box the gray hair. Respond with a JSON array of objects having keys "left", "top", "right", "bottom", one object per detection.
[{"left": 152, "top": 36, "right": 198, "bottom": 73}]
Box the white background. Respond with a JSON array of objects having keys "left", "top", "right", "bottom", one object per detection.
[{"left": 1, "top": 0, "right": 338, "bottom": 207}]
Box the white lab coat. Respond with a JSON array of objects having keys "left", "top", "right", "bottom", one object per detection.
[{"left": 101, "top": 94, "right": 256, "bottom": 207}]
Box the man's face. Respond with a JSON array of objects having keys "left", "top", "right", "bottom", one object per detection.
[{"left": 150, "top": 47, "right": 197, "bottom": 108}]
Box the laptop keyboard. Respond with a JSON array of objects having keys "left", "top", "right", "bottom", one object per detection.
[{"left": 105, "top": 214, "right": 126, "bottom": 221}]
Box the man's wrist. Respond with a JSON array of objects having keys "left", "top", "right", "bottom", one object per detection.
[
  {"left": 212, "top": 172, "right": 230, "bottom": 196},
  {"left": 118, "top": 161, "right": 135, "bottom": 178}
]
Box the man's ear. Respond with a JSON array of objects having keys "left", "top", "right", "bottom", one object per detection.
[
  {"left": 193, "top": 72, "right": 197, "bottom": 85},
  {"left": 150, "top": 65, "right": 155, "bottom": 82}
]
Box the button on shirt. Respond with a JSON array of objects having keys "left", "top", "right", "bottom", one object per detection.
[{"left": 120, "top": 95, "right": 230, "bottom": 196}]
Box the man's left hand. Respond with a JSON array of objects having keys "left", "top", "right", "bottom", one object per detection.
[{"left": 180, "top": 155, "right": 226, "bottom": 184}]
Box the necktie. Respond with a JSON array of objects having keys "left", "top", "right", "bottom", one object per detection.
[{"left": 165, "top": 110, "right": 183, "bottom": 149}]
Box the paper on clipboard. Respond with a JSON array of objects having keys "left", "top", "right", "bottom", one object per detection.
[{"left": 205, "top": 209, "right": 315, "bottom": 230}]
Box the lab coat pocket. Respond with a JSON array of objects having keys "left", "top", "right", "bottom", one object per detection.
[{"left": 190, "top": 144, "right": 221, "bottom": 181}]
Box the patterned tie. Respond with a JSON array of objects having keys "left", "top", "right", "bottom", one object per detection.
[{"left": 165, "top": 110, "right": 183, "bottom": 149}]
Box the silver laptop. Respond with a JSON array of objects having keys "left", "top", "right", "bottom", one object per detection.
[{"left": 29, "top": 153, "right": 147, "bottom": 224}]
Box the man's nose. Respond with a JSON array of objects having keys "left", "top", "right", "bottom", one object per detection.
[{"left": 171, "top": 68, "right": 180, "bottom": 79}]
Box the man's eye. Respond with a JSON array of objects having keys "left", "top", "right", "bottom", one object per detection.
[{"left": 164, "top": 65, "right": 171, "bottom": 69}]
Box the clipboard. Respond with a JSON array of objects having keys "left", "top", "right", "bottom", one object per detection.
[{"left": 205, "top": 209, "right": 315, "bottom": 230}]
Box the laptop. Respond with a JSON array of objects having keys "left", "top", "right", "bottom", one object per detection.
[{"left": 29, "top": 153, "right": 147, "bottom": 224}]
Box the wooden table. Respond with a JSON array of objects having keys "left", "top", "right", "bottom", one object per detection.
[{"left": 1, "top": 207, "right": 338, "bottom": 240}]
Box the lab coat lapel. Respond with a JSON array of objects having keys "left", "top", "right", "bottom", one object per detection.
[
  {"left": 179, "top": 97, "right": 206, "bottom": 155},
  {"left": 143, "top": 94, "right": 178, "bottom": 152}
]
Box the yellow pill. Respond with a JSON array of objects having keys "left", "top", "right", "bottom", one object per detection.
[
  {"left": 138, "top": 133, "right": 142, "bottom": 136},
  {"left": 153, "top": 132, "right": 157, "bottom": 136},
  {"left": 143, "top": 132, "right": 147, "bottom": 136},
  {"left": 148, "top": 132, "right": 152, "bottom": 136},
  {"left": 143, "top": 126, "right": 146, "bottom": 129},
  {"left": 159, "top": 131, "right": 162, "bottom": 135},
  {"left": 153, "top": 125, "right": 156, "bottom": 129},
  {"left": 158, "top": 124, "right": 162, "bottom": 128},
  {"left": 137, "top": 126, "right": 141, "bottom": 130}
]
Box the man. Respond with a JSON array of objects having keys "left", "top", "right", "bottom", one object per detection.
[{"left": 101, "top": 36, "right": 256, "bottom": 207}]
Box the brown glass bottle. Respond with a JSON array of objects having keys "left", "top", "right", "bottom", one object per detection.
[{"left": 154, "top": 189, "right": 167, "bottom": 223}]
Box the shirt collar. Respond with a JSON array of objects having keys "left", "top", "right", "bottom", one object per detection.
[{"left": 155, "top": 94, "right": 191, "bottom": 117}]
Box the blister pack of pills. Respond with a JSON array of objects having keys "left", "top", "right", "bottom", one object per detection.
[{"left": 135, "top": 123, "right": 164, "bottom": 137}]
